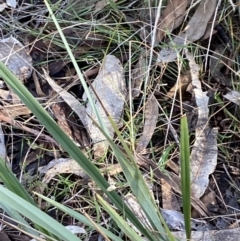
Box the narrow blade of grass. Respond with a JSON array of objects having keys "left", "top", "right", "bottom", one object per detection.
[
  {"left": 0, "top": 158, "right": 35, "bottom": 205},
  {"left": 0, "top": 202, "right": 39, "bottom": 236},
  {"left": 0, "top": 157, "right": 51, "bottom": 237},
  {"left": 95, "top": 117, "right": 176, "bottom": 241},
  {"left": 97, "top": 194, "right": 143, "bottom": 241},
  {"left": 0, "top": 185, "right": 81, "bottom": 241},
  {"left": 34, "top": 192, "right": 124, "bottom": 241},
  {"left": 0, "top": 61, "right": 152, "bottom": 240},
  {"left": 180, "top": 114, "right": 191, "bottom": 240}
]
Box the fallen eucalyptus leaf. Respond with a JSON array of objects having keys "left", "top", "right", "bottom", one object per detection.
[
  {"left": 39, "top": 158, "right": 89, "bottom": 184},
  {"left": 0, "top": 37, "right": 32, "bottom": 81},
  {"left": 136, "top": 94, "right": 158, "bottom": 153},
  {"left": 83, "top": 55, "right": 127, "bottom": 158},
  {"left": 156, "top": 0, "right": 188, "bottom": 43},
  {"left": 223, "top": 90, "right": 240, "bottom": 105},
  {"left": 186, "top": 50, "right": 218, "bottom": 199},
  {"left": 157, "top": 0, "right": 217, "bottom": 63}
]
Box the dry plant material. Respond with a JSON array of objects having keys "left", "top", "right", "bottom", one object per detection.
[
  {"left": 0, "top": 123, "right": 6, "bottom": 160},
  {"left": 223, "top": 90, "right": 240, "bottom": 105},
  {"left": 186, "top": 50, "right": 218, "bottom": 199},
  {"left": 156, "top": 0, "right": 188, "bottom": 43},
  {"left": 161, "top": 179, "right": 181, "bottom": 211},
  {"left": 39, "top": 160, "right": 124, "bottom": 191},
  {"left": 94, "top": 0, "right": 117, "bottom": 14},
  {"left": 0, "top": 3, "right": 8, "bottom": 12},
  {"left": 173, "top": 227, "right": 240, "bottom": 241},
  {"left": 42, "top": 68, "right": 87, "bottom": 127},
  {"left": 166, "top": 71, "right": 191, "bottom": 99},
  {"left": 136, "top": 155, "right": 209, "bottom": 216},
  {"left": 161, "top": 209, "right": 208, "bottom": 231},
  {"left": 0, "top": 113, "right": 59, "bottom": 147},
  {"left": 124, "top": 193, "right": 151, "bottom": 234},
  {"left": 0, "top": 104, "right": 31, "bottom": 118},
  {"left": 136, "top": 94, "right": 158, "bottom": 153},
  {"left": 6, "top": 0, "right": 16, "bottom": 8},
  {"left": 39, "top": 158, "right": 89, "bottom": 184},
  {"left": 0, "top": 231, "right": 11, "bottom": 241},
  {"left": 0, "top": 89, "right": 21, "bottom": 104},
  {"left": 83, "top": 55, "right": 126, "bottom": 158},
  {"left": 209, "top": 45, "right": 231, "bottom": 86},
  {"left": 131, "top": 50, "right": 148, "bottom": 98},
  {"left": 51, "top": 102, "right": 90, "bottom": 148},
  {"left": 51, "top": 102, "right": 74, "bottom": 140},
  {"left": 157, "top": 0, "right": 217, "bottom": 63},
  {"left": 0, "top": 37, "right": 32, "bottom": 81}
]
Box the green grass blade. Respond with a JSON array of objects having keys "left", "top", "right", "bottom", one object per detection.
[
  {"left": 43, "top": 0, "right": 108, "bottom": 135},
  {"left": 35, "top": 192, "right": 127, "bottom": 241},
  {"left": 0, "top": 158, "right": 35, "bottom": 205},
  {"left": 0, "top": 61, "right": 152, "bottom": 240},
  {"left": 0, "top": 158, "right": 51, "bottom": 237},
  {"left": 0, "top": 185, "right": 81, "bottom": 241},
  {"left": 94, "top": 117, "right": 176, "bottom": 241},
  {"left": 0, "top": 202, "right": 39, "bottom": 236},
  {"left": 180, "top": 115, "right": 191, "bottom": 240},
  {"left": 97, "top": 194, "right": 143, "bottom": 241}
]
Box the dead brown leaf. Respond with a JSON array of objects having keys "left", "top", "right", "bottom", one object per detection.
[
  {"left": 0, "top": 37, "right": 32, "bottom": 81},
  {"left": 83, "top": 55, "right": 127, "bottom": 158},
  {"left": 210, "top": 44, "right": 231, "bottom": 86},
  {"left": 157, "top": 0, "right": 217, "bottom": 63},
  {"left": 0, "top": 231, "right": 11, "bottom": 241},
  {"left": 186, "top": 50, "right": 218, "bottom": 199},
  {"left": 136, "top": 155, "right": 209, "bottom": 217},
  {"left": 161, "top": 179, "right": 181, "bottom": 211},
  {"left": 131, "top": 50, "right": 148, "bottom": 98},
  {"left": 157, "top": 0, "right": 188, "bottom": 43},
  {"left": 0, "top": 104, "right": 31, "bottom": 118},
  {"left": 136, "top": 94, "right": 158, "bottom": 153},
  {"left": 166, "top": 71, "right": 191, "bottom": 99},
  {"left": 182, "top": 0, "right": 217, "bottom": 42}
]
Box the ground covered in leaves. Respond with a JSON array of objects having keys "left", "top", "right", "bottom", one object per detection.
[{"left": 1, "top": 0, "right": 240, "bottom": 240}]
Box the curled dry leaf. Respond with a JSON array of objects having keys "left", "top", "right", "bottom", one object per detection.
[
  {"left": 124, "top": 194, "right": 208, "bottom": 233},
  {"left": 136, "top": 155, "right": 209, "bottom": 216},
  {"left": 83, "top": 55, "right": 126, "bottom": 158},
  {"left": 0, "top": 37, "right": 32, "bottom": 81},
  {"left": 186, "top": 50, "right": 218, "bottom": 199},
  {"left": 39, "top": 158, "right": 89, "bottom": 184},
  {"left": 136, "top": 94, "right": 158, "bottom": 153},
  {"left": 157, "top": 0, "right": 217, "bottom": 63},
  {"left": 156, "top": 0, "right": 188, "bottom": 43},
  {"left": 166, "top": 71, "right": 191, "bottom": 99},
  {"left": 223, "top": 90, "right": 240, "bottom": 105}
]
